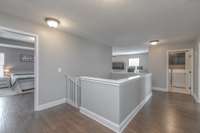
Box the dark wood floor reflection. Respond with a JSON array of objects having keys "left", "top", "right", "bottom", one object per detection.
[
  {"left": 124, "top": 91, "right": 200, "bottom": 133},
  {"left": 0, "top": 91, "right": 200, "bottom": 133}
]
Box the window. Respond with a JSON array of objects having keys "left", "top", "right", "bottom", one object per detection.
[
  {"left": 0, "top": 53, "right": 5, "bottom": 77},
  {"left": 129, "top": 58, "right": 140, "bottom": 67}
]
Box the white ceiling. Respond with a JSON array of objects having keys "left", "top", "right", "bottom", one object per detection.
[{"left": 0, "top": 0, "right": 200, "bottom": 54}]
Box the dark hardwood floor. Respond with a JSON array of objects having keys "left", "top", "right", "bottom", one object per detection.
[
  {"left": 0, "top": 91, "right": 200, "bottom": 133},
  {"left": 124, "top": 92, "right": 200, "bottom": 133}
]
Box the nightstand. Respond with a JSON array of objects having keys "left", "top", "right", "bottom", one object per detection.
[{"left": 0, "top": 77, "right": 10, "bottom": 88}]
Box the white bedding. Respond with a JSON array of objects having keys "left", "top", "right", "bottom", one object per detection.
[{"left": 11, "top": 72, "right": 34, "bottom": 92}]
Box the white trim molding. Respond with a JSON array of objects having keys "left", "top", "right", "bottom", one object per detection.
[
  {"left": 166, "top": 49, "right": 194, "bottom": 96},
  {"left": 0, "top": 43, "right": 34, "bottom": 50},
  {"left": 65, "top": 98, "right": 79, "bottom": 108},
  {"left": 80, "top": 107, "right": 120, "bottom": 133},
  {"left": 198, "top": 42, "right": 200, "bottom": 103},
  {"left": 168, "top": 87, "right": 190, "bottom": 94},
  {"left": 37, "top": 98, "right": 66, "bottom": 111},
  {"left": 80, "top": 92, "right": 152, "bottom": 133},
  {"left": 0, "top": 26, "right": 39, "bottom": 111},
  {"left": 152, "top": 87, "right": 168, "bottom": 92},
  {"left": 112, "top": 50, "right": 149, "bottom": 56},
  {"left": 194, "top": 94, "right": 200, "bottom": 103},
  {"left": 119, "top": 92, "right": 152, "bottom": 133}
]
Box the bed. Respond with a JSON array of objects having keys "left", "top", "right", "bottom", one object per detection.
[{"left": 10, "top": 72, "right": 34, "bottom": 93}]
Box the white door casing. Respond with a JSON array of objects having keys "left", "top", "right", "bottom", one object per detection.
[
  {"left": 167, "top": 49, "right": 193, "bottom": 95},
  {"left": 185, "top": 50, "right": 192, "bottom": 92}
]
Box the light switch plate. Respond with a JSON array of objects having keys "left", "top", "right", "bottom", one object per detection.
[{"left": 58, "top": 67, "right": 62, "bottom": 73}]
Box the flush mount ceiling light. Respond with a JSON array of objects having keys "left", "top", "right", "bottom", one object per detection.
[
  {"left": 45, "top": 17, "right": 60, "bottom": 28},
  {"left": 150, "top": 40, "right": 159, "bottom": 45}
]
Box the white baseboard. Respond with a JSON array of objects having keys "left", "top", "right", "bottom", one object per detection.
[
  {"left": 168, "top": 87, "right": 190, "bottom": 95},
  {"left": 37, "top": 98, "right": 66, "bottom": 111},
  {"left": 80, "top": 92, "right": 152, "bottom": 133},
  {"left": 194, "top": 94, "right": 200, "bottom": 103},
  {"left": 65, "top": 98, "right": 79, "bottom": 108},
  {"left": 119, "top": 92, "right": 152, "bottom": 133},
  {"left": 80, "top": 107, "right": 120, "bottom": 133},
  {"left": 152, "top": 87, "right": 168, "bottom": 92}
]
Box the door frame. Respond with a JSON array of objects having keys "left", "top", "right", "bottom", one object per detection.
[
  {"left": 166, "top": 48, "right": 194, "bottom": 95},
  {"left": 0, "top": 26, "right": 39, "bottom": 111}
]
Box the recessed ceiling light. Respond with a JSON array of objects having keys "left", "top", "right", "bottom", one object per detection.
[
  {"left": 150, "top": 40, "right": 159, "bottom": 45},
  {"left": 45, "top": 17, "right": 60, "bottom": 28}
]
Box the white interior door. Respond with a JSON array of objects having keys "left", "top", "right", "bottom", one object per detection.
[{"left": 185, "top": 50, "right": 192, "bottom": 93}]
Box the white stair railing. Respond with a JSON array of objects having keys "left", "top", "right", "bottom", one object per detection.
[{"left": 65, "top": 75, "right": 81, "bottom": 108}]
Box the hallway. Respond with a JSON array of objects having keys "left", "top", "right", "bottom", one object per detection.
[{"left": 0, "top": 91, "right": 200, "bottom": 133}]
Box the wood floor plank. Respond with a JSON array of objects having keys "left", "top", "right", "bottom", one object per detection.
[{"left": 0, "top": 91, "right": 200, "bottom": 133}]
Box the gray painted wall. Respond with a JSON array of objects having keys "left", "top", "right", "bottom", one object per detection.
[
  {"left": 80, "top": 73, "right": 152, "bottom": 125},
  {"left": 81, "top": 79, "right": 120, "bottom": 123},
  {"left": 119, "top": 74, "right": 152, "bottom": 123},
  {"left": 0, "top": 47, "right": 34, "bottom": 72},
  {"left": 149, "top": 41, "right": 195, "bottom": 89},
  {"left": 0, "top": 13, "right": 112, "bottom": 105},
  {"left": 112, "top": 53, "right": 149, "bottom": 72}
]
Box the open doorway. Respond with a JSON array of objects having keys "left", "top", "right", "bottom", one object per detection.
[
  {"left": 167, "top": 49, "right": 193, "bottom": 95},
  {"left": 0, "top": 26, "right": 39, "bottom": 111}
]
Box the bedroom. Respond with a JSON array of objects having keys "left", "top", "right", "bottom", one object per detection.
[{"left": 0, "top": 29, "right": 35, "bottom": 97}]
